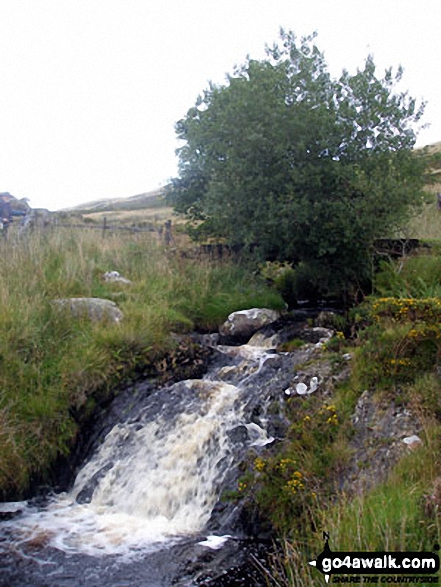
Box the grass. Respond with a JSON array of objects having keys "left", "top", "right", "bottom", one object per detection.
[
  {"left": 0, "top": 228, "right": 284, "bottom": 498},
  {"left": 81, "top": 206, "right": 175, "bottom": 226},
  {"left": 323, "top": 426, "right": 441, "bottom": 552},
  {"left": 3, "top": 148, "right": 441, "bottom": 579},
  {"left": 237, "top": 252, "right": 441, "bottom": 586},
  {"left": 256, "top": 384, "right": 441, "bottom": 587},
  {"left": 266, "top": 424, "right": 441, "bottom": 586},
  {"left": 406, "top": 145, "right": 441, "bottom": 240}
]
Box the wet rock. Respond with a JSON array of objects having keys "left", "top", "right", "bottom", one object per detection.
[
  {"left": 0, "top": 315, "right": 343, "bottom": 586},
  {"left": 227, "top": 425, "right": 249, "bottom": 444},
  {"left": 75, "top": 462, "right": 114, "bottom": 504},
  {"left": 247, "top": 330, "right": 280, "bottom": 349},
  {"left": 194, "top": 333, "right": 221, "bottom": 347},
  {"left": 0, "top": 510, "right": 22, "bottom": 521},
  {"left": 343, "top": 390, "right": 421, "bottom": 494}
]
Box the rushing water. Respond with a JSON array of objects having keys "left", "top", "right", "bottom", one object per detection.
[{"left": 0, "top": 333, "right": 298, "bottom": 586}]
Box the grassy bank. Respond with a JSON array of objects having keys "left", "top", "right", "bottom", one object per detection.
[
  {"left": 0, "top": 228, "right": 284, "bottom": 498},
  {"left": 235, "top": 253, "right": 441, "bottom": 586}
]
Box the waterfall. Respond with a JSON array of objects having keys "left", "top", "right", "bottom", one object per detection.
[{"left": 0, "top": 341, "right": 286, "bottom": 561}]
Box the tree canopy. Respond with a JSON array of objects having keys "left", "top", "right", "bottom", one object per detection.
[{"left": 169, "top": 31, "right": 428, "bottom": 300}]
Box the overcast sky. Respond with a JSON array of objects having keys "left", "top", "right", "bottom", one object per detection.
[{"left": 0, "top": 0, "right": 440, "bottom": 211}]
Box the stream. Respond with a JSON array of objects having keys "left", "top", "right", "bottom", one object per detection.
[{"left": 0, "top": 327, "right": 302, "bottom": 586}]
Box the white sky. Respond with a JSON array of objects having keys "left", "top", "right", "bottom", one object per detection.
[{"left": 0, "top": 0, "right": 440, "bottom": 211}]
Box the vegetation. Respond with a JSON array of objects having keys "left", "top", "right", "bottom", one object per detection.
[
  {"left": 236, "top": 253, "right": 441, "bottom": 586},
  {"left": 169, "top": 30, "right": 429, "bottom": 301},
  {"left": 0, "top": 228, "right": 283, "bottom": 498},
  {"left": 2, "top": 28, "right": 441, "bottom": 586},
  {"left": 266, "top": 425, "right": 441, "bottom": 586}
]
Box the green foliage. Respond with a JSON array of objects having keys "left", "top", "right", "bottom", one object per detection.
[
  {"left": 375, "top": 254, "right": 441, "bottom": 298},
  {"left": 238, "top": 394, "right": 351, "bottom": 536},
  {"left": 170, "top": 260, "right": 285, "bottom": 331},
  {"left": 323, "top": 426, "right": 441, "bottom": 553},
  {"left": 410, "top": 373, "right": 441, "bottom": 421},
  {"left": 270, "top": 425, "right": 441, "bottom": 587},
  {"left": 278, "top": 338, "right": 306, "bottom": 352},
  {"left": 0, "top": 230, "right": 283, "bottom": 497},
  {"left": 259, "top": 261, "right": 299, "bottom": 306},
  {"left": 353, "top": 297, "right": 441, "bottom": 389},
  {"left": 170, "top": 30, "right": 427, "bottom": 301},
  {"left": 257, "top": 256, "right": 441, "bottom": 586}
]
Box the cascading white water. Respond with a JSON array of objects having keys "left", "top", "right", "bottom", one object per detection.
[{"left": 0, "top": 343, "right": 278, "bottom": 559}]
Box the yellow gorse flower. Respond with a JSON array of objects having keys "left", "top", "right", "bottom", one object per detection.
[{"left": 254, "top": 457, "right": 266, "bottom": 472}]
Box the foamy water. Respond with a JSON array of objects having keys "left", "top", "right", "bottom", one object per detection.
[{"left": 0, "top": 344, "right": 277, "bottom": 559}]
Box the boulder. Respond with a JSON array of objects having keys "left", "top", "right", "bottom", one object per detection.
[
  {"left": 103, "top": 271, "right": 132, "bottom": 285},
  {"left": 219, "top": 308, "right": 280, "bottom": 339},
  {"left": 54, "top": 297, "right": 123, "bottom": 323}
]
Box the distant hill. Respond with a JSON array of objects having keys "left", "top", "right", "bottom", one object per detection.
[
  {"left": 63, "top": 187, "right": 169, "bottom": 214},
  {"left": 58, "top": 142, "right": 441, "bottom": 237},
  {"left": 405, "top": 141, "right": 441, "bottom": 240},
  {"left": 59, "top": 187, "right": 175, "bottom": 227}
]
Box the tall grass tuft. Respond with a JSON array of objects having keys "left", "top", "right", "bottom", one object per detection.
[
  {"left": 261, "top": 424, "right": 441, "bottom": 586},
  {"left": 0, "top": 229, "right": 283, "bottom": 497}
]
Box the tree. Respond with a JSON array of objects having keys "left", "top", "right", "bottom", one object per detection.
[{"left": 169, "top": 30, "right": 427, "bottom": 301}]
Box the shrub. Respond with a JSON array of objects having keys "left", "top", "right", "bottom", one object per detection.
[
  {"left": 353, "top": 297, "right": 441, "bottom": 390},
  {"left": 375, "top": 255, "right": 441, "bottom": 299},
  {"left": 237, "top": 395, "right": 350, "bottom": 536}
]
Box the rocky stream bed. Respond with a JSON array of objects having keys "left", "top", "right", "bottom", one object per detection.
[{"left": 0, "top": 310, "right": 422, "bottom": 586}]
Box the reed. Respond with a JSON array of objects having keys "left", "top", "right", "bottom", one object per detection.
[{"left": 0, "top": 228, "right": 283, "bottom": 497}]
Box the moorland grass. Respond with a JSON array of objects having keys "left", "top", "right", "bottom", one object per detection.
[
  {"left": 0, "top": 228, "right": 284, "bottom": 498},
  {"left": 251, "top": 254, "right": 441, "bottom": 586}
]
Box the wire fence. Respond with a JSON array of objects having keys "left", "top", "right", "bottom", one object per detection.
[
  {"left": 54, "top": 216, "right": 159, "bottom": 236},
  {"left": 1, "top": 212, "right": 177, "bottom": 246}
]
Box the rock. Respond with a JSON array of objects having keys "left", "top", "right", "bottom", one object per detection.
[
  {"left": 295, "top": 377, "right": 319, "bottom": 396},
  {"left": 247, "top": 331, "right": 280, "bottom": 349},
  {"left": 345, "top": 391, "right": 421, "bottom": 494},
  {"left": 0, "top": 502, "right": 24, "bottom": 521},
  {"left": 103, "top": 270, "right": 132, "bottom": 284},
  {"left": 219, "top": 308, "right": 280, "bottom": 340},
  {"left": 53, "top": 297, "right": 124, "bottom": 323},
  {"left": 280, "top": 325, "right": 333, "bottom": 346},
  {"left": 402, "top": 434, "right": 423, "bottom": 449},
  {"left": 75, "top": 462, "right": 115, "bottom": 504},
  {"left": 313, "top": 327, "right": 334, "bottom": 346},
  {"left": 296, "top": 382, "right": 308, "bottom": 395},
  {"left": 227, "top": 425, "right": 250, "bottom": 444}
]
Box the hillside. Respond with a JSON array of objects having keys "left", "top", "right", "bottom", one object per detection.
[
  {"left": 406, "top": 141, "right": 441, "bottom": 239},
  {"left": 62, "top": 187, "right": 174, "bottom": 226},
  {"left": 58, "top": 143, "right": 441, "bottom": 236},
  {"left": 64, "top": 187, "right": 168, "bottom": 213}
]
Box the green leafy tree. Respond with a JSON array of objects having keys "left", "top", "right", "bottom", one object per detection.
[{"left": 169, "top": 31, "right": 427, "bottom": 300}]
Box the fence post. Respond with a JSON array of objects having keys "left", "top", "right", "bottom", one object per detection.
[{"left": 102, "top": 216, "right": 107, "bottom": 238}]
